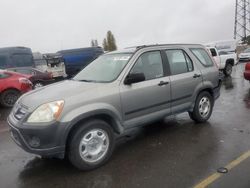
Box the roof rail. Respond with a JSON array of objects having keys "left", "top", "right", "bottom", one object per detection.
[{"left": 126, "top": 43, "right": 202, "bottom": 50}]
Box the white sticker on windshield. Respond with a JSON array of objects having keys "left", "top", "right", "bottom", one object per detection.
[{"left": 114, "top": 56, "right": 130, "bottom": 61}]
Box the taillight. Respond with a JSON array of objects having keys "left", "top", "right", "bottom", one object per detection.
[{"left": 245, "top": 63, "right": 250, "bottom": 70}]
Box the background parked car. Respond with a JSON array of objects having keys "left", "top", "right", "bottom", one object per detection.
[
  {"left": 7, "top": 67, "right": 54, "bottom": 89},
  {"left": 33, "top": 52, "right": 67, "bottom": 79},
  {"left": 207, "top": 47, "right": 237, "bottom": 76},
  {"left": 244, "top": 62, "right": 250, "bottom": 81},
  {"left": 57, "top": 47, "right": 104, "bottom": 77},
  {"left": 0, "top": 70, "right": 32, "bottom": 107},
  {"left": 0, "top": 47, "right": 34, "bottom": 69},
  {"left": 239, "top": 48, "right": 250, "bottom": 62}
]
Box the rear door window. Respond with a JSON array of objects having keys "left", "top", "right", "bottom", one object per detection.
[
  {"left": 190, "top": 48, "right": 214, "bottom": 67},
  {"left": 165, "top": 50, "right": 193, "bottom": 75}
]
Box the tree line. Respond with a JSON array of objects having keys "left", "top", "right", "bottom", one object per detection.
[{"left": 91, "top": 30, "right": 117, "bottom": 51}]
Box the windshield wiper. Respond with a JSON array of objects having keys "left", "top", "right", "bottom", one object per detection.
[
  {"left": 78, "top": 79, "right": 96, "bottom": 82},
  {"left": 71, "top": 78, "right": 100, "bottom": 83}
]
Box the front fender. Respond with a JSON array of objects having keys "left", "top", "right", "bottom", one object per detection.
[
  {"left": 61, "top": 103, "right": 122, "bottom": 123},
  {"left": 60, "top": 103, "right": 124, "bottom": 144}
]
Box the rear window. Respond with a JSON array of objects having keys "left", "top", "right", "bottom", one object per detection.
[
  {"left": 190, "top": 48, "right": 214, "bottom": 67},
  {"left": 209, "top": 48, "right": 217, "bottom": 57},
  {"left": 11, "top": 54, "right": 33, "bottom": 67}
]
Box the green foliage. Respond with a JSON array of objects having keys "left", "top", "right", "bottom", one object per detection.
[
  {"left": 102, "top": 31, "right": 117, "bottom": 51},
  {"left": 103, "top": 38, "right": 108, "bottom": 51},
  {"left": 242, "top": 35, "right": 250, "bottom": 45},
  {"left": 91, "top": 39, "right": 98, "bottom": 47}
]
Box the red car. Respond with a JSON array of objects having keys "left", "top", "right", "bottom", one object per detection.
[
  {"left": 0, "top": 70, "right": 32, "bottom": 107},
  {"left": 7, "top": 67, "right": 54, "bottom": 89},
  {"left": 244, "top": 63, "right": 250, "bottom": 81}
]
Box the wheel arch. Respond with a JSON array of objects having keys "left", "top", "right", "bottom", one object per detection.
[
  {"left": 0, "top": 87, "right": 20, "bottom": 95},
  {"left": 226, "top": 59, "right": 234, "bottom": 66},
  {"left": 33, "top": 80, "right": 44, "bottom": 84},
  {"left": 63, "top": 110, "right": 124, "bottom": 151},
  {"left": 189, "top": 86, "right": 215, "bottom": 112}
]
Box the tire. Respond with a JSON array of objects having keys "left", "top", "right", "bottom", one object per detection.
[
  {"left": 67, "top": 120, "right": 115, "bottom": 171},
  {"left": 0, "top": 89, "right": 20, "bottom": 107},
  {"left": 189, "top": 91, "right": 214, "bottom": 123},
  {"left": 33, "top": 81, "right": 44, "bottom": 89},
  {"left": 223, "top": 63, "right": 233, "bottom": 76}
]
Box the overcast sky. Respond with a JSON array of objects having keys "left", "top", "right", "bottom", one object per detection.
[{"left": 0, "top": 0, "right": 235, "bottom": 53}]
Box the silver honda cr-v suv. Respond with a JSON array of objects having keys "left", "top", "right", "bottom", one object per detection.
[{"left": 8, "top": 44, "right": 221, "bottom": 170}]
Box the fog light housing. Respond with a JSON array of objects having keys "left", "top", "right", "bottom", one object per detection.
[{"left": 29, "top": 136, "right": 40, "bottom": 148}]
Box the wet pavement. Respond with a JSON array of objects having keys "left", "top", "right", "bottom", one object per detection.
[{"left": 0, "top": 63, "right": 250, "bottom": 188}]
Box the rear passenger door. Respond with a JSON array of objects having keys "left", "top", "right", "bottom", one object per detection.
[
  {"left": 190, "top": 48, "right": 219, "bottom": 88},
  {"left": 164, "top": 49, "right": 202, "bottom": 114}
]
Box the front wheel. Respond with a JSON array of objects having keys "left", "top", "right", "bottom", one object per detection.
[
  {"left": 223, "top": 63, "right": 233, "bottom": 76},
  {"left": 0, "top": 89, "right": 20, "bottom": 107},
  {"left": 33, "top": 81, "right": 44, "bottom": 89},
  {"left": 67, "top": 120, "right": 115, "bottom": 171},
  {"left": 189, "top": 91, "right": 214, "bottom": 123}
]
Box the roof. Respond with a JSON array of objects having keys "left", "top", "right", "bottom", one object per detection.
[
  {"left": 57, "top": 46, "right": 103, "bottom": 54},
  {"left": 0, "top": 46, "right": 31, "bottom": 52}
]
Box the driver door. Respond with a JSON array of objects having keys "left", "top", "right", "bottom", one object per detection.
[{"left": 120, "top": 51, "right": 171, "bottom": 128}]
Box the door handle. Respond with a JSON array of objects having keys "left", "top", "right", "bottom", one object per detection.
[
  {"left": 193, "top": 74, "right": 201, "bottom": 78},
  {"left": 158, "top": 81, "right": 169, "bottom": 86}
]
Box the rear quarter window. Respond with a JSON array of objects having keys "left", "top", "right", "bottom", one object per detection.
[
  {"left": 0, "top": 72, "right": 10, "bottom": 79},
  {"left": 190, "top": 48, "right": 214, "bottom": 67}
]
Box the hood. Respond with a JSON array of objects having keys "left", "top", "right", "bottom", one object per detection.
[
  {"left": 239, "top": 52, "right": 250, "bottom": 56},
  {"left": 19, "top": 80, "right": 107, "bottom": 111}
]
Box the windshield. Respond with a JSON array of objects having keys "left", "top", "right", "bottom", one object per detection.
[
  {"left": 243, "top": 48, "right": 250, "bottom": 53},
  {"left": 73, "top": 53, "right": 132, "bottom": 82}
]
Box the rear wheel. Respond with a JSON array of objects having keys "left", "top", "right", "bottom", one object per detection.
[
  {"left": 189, "top": 91, "right": 214, "bottom": 123},
  {"left": 0, "top": 89, "right": 20, "bottom": 107},
  {"left": 67, "top": 120, "right": 115, "bottom": 171},
  {"left": 223, "top": 63, "right": 233, "bottom": 76}
]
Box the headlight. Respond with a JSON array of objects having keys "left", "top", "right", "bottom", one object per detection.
[
  {"left": 19, "top": 77, "right": 32, "bottom": 85},
  {"left": 27, "top": 100, "right": 64, "bottom": 123}
]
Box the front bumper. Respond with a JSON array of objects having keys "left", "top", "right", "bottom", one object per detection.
[
  {"left": 213, "top": 80, "right": 222, "bottom": 100},
  {"left": 7, "top": 114, "right": 68, "bottom": 158},
  {"left": 239, "top": 57, "right": 250, "bottom": 62}
]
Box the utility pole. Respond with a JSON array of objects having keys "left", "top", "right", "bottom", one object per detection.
[{"left": 234, "top": 0, "right": 250, "bottom": 40}]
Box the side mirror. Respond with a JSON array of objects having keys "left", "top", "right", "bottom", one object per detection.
[{"left": 124, "top": 73, "right": 145, "bottom": 85}]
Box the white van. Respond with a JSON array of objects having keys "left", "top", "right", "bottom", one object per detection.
[{"left": 33, "top": 52, "right": 67, "bottom": 79}]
